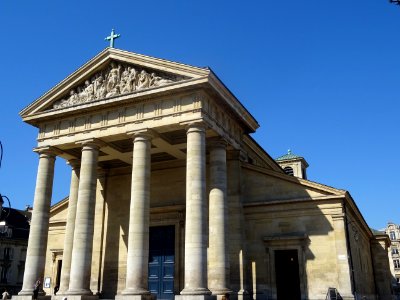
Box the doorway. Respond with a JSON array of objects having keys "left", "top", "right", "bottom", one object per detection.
[
  {"left": 55, "top": 260, "right": 62, "bottom": 294},
  {"left": 275, "top": 249, "right": 301, "bottom": 300},
  {"left": 148, "top": 225, "right": 175, "bottom": 300}
]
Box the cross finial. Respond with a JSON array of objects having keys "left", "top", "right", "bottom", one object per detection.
[{"left": 105, "top": 29, "right": 121, "bottom": 48}]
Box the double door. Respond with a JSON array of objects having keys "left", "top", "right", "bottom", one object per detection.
[{"left": 148, "top": 225, "right": 175, "bottom": 300}]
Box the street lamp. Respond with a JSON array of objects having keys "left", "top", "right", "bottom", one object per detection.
[{"left": 0, "top": 193, "right": 11, "bottom": 234}]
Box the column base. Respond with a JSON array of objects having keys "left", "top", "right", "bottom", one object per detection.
[
  {"left": 237, "top": 289, "right": 249, "bottom": 300},
  {"left": 52, "top": 295, "right": 98, "bottom": 300},
  {"left": 13, "top": 296, "right": 51, "bottom": 300},
  {"left": 210, "top": 288, "right": 232, "bottom": 297},
  {"left": 115, "top": 294, "right": 155, "bottom": 300},
  {"left": 210, "top": 293, "right": 233, "bottom": 300},
  {"left": 176, "top": 295, "right": 212, "bottom": 300}
]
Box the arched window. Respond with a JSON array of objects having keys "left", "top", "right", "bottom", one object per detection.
[{"left": 283, "top": 166, "right": 294, "bottom": 176}]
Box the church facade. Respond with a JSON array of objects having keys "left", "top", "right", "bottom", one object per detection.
[{"left": 15, "top": 48, "right": 393, "bottom": 300}]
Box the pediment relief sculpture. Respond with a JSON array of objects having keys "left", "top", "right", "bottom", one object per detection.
[{"left": 53, "top": 61, "right": 188, "bottom": 109}]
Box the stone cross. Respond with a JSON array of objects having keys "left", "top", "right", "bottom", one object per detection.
[{"left": 105, "top": 29, "right": 121, "bottom": 48}]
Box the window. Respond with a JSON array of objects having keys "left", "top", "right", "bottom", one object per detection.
[
  {"left": 3, "top": 248, "right": 12, "bottom": 260},
  {"left": 283, "top": 166, "right": 294, "bottom": 176},
  {"left": 394, "top": 259, "right": 400, "bottom": 269},
  {"left": 0, "top": 265, "right": 10, "bottom": 283},
  {"left": 393, "top": 248, "right": 399, "bottom": 255},
  {"left": 390, "top": 231, "right": 396, "bottom": 240}
]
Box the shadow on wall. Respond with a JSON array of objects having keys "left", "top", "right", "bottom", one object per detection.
[
  {"left": 241, "top": 165, "right": 363, "bottom": 300},
  {"left": 100, "top": 173, "right": 131, "bottom": 298}
]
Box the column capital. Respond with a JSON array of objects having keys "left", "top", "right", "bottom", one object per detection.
[
  {"left": 208, "top": 137, "right": 227, "bottom": 149},
  {"left": 127, "top": 128, "right": 156, "bottom": 141},
  {"left": 33, "top": 146, "right": 60, "bottom": 158},
  {"left": 75, "top": 138, "right": 106, "bottom": 149},
  {"left": 67, "top": 159, "right": 81, "bottom": 170},
  {"left": 184, "top": 121, "right": 207, "bottom": 134}
]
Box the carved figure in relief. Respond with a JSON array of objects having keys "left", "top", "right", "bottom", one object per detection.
[
  {"left": 120, "top": 67, "right": 133, "bottom": 93},
  {"left": 77, "top": 87, "right": 85, "bottom": 102},
  {"left": 128, "top": 67, "right": 138, "bottom": 91},
  {"left": 150, "top": 72, "right": 173, "bottom": 87},
  {"left": 68, "top": 89, "right": 79, "bottom": 105},
  {"left": 83, "top": 80, "right": 95, "bottom": 101},
  {"left": 55, "top": 97, "right": 68, "bottom": 108},
  {"left": 107, "top": 62, "right": 121, "bottom": 93},
  {"left": 94, "top": 75, "right": 107, "bottom": 99},
  {"left": 77, "top": 80, "right": 93, "bottom": 102},
  {"left": 52, "top": 62, "right": 185, "bottom": 109},
  {"left": 106, "top": 85, "right": 120, "bottom": 97},
  {"left": 137, "top": 70, "right": 151, "bottom": 90}
]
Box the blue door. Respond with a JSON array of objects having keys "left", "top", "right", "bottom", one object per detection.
[{"left": 148, "top": 226, "right": 175, "bottom": 300}]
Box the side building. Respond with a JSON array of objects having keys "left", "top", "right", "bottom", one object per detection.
[
  {"left": 384, "top": 223, "right": 400, "bottom": 290},
  {"left": 0, "top": 199, "right": 30, "bottom": 295}
]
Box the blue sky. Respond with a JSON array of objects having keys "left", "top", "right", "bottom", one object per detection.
[{"left": 0, "top": 0, "right": 399, "bottom": 230}]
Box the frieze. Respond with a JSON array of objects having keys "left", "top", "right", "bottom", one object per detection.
[{"left": 53, "top": 61, "right": 188, "bottom": 109}]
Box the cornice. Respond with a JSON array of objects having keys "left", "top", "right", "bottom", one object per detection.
[
  {"left": 207, "top": 71, "right": 259, "bottom": 133},
  {"left": 343, "top": 192, "right": 375, "bottom": 239},
  {"left": 50, "top": 196, "right": 69, "bottom": 213},
  {"left": 242, "top": 162, "right": 346, "bottom": 196},
  {"left": 107, "top": 48, "right": 209, "bottom": 77},
  {"left": 242, "top": 135, "right": 284, "bottom": 172},
  {"left": 244, "top": 194, "right": 345, "bottom": 208}
]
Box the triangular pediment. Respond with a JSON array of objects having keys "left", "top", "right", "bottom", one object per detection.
[
  {"left": 20, "top": 48, "right": 210, "bottom": 122},
  {"left": 20, "top": 47, "right": 259, "bottom": 132},
  {"left": 52, "top": 60, "right": 191, "bottom": 109}
]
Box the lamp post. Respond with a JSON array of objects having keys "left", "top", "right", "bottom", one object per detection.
[{"left": 0, "top": 194, "right": 11, "bottom": 234}]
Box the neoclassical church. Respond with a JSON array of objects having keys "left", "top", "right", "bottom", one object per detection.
[{"left": 15, "top": 48, "right": 393, "bottom": 300}]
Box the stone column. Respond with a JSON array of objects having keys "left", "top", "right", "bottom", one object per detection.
[
  {"left": 208, "top": 139, "right": 231, "bottom": 297},
  {"left": 58, "top": 159, "right": 80, "bottom": 295},
  {"left": 90, "top": 168, "right": 108, "bottom": 295},
  {"left": 180, "top": 123, "right": 211, "bottom": 297},
  {"left": 119, "top": 132, "right": 152, "bottom": 299},
  {"left": 332, "top": 213, "right": 354, "bottom": 299},
  {"left": 18, "top": 147, "right": 56, "bottom": 296},
  {"left": 67, "top": 140, "right": 101, "bottom": 297}
]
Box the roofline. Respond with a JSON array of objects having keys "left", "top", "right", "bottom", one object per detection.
[
  {"left": 275, "top": 156, "right": 309, "bottom": 168},
  {"left": 207, "top": 69, "right": 259, "bottom": 133},
  {"left": 372, "top": 234, "right": 391, "bottom": 248},
  {"left": 243, "top": 135, "right": 284, "bottom": 173},
  {"left": 343, "top": 191, "right": 375, "bottom": 239},
  {"left": 50, "top": 196, "right": 69, "bottom": 212},
  {"left": 242, "top": 162, "right": 347, "bottom": 195}
]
